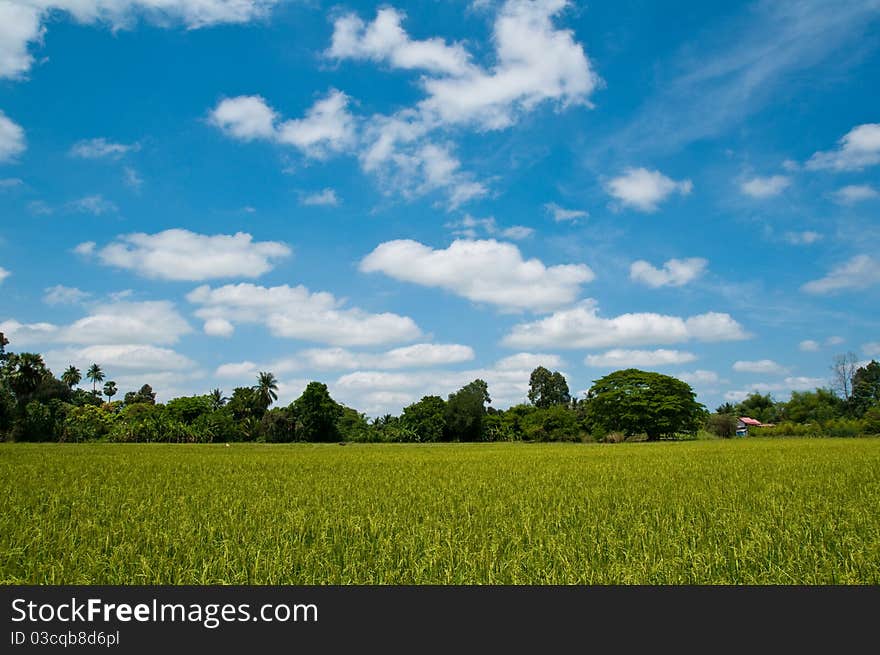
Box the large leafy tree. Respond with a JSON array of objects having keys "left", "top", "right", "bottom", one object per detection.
[
  {"left": 292, "top": 382, "right": 342, "bottom": 442},
  {"left": 402, "top": 395, "right": 446, "bottom": 442},
  {"left": 61, "top": 366, "right": 81, "bottom": 389},
  {"left": 86, "top": 363, "right": 104, "bottom": 394},
  {"left": 444, "top": 379, "right": 491, "bottom": 441},
  {"left": 528, "top": 366, "right": 571, "bottom": 408},
  {"left": 850, "top": 360, "right": 880, "bottom": 417},
  {"left": 4, "top": 353, "right": 50, "bottom": 403},
  {"left": 587, "top": 369, "right": 705, "bottom": 441},
  {"left": 736, "top": 392, "right": 779, "bottom": 424},
  {"left": 124, "top": 384, "right": 156, "bottom": 406}
]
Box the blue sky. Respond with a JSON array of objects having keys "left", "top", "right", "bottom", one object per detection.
[{"left": 1, "top": 0, "right": 879, "bottom": 415}]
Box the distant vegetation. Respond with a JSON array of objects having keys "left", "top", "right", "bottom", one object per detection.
[
  {"left": 2, "top": 440, "right": 878, "bottom": 584},
  {"left": 1, "top": 332, "right": 878, "bottom": 444}
]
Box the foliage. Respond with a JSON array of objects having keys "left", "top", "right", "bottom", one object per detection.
[
  {"left": 587, "top": 369, "right": 705, "bottom": 440},
  {"left": 444, "top": 379, "right": 490, "bottom": 441},
  {"left": 527, "top": 366, "right": 571, "bottom": 408},
  {"left": 781, "top": 389, "right": 844, "bottom": 423},
  {"left": 165, "top": 395, "right": 214, "bottom": 424},
  {"left": 124, "top": 384, "right": 156, "bottom": 406},
  {"left": 850, "top": 360, "right": 880, "bottom": 417},
  {"left": 63, "top": 405, "right": 116, "bottom": 442},
  {"left": 520, "top": 404, "right": 581, "bottom": 441},
  {"left": 401, "top": 396, "right": 446, "bottom": 443},
  {"left": 707, "top": 413, "right": 738, "bottom": 438},
  {"left": 735, "top": 393, "right": 778, "bottom": 424},
  {"left": 292, "top": 382, "right": 343, "bottom": 443}
]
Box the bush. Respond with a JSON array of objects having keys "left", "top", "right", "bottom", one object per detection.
[
  {"left": 707, "top": 413, "right": 738, "bottom": 438},
  {"left": 64, "top": 405, "right": 116, "bottom": 442}
]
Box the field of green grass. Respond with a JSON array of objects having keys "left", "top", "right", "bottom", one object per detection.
[{"left": 2, "top": 439, "right": 879, "bottom": 584}]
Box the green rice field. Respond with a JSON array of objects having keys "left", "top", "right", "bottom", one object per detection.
[{"left": 2, "top": 439, "right": 878, "bottom": 584}]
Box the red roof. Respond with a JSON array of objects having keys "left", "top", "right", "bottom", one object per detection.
[{"left": 739, "top": 417, "right": 763, "bottom": 426}]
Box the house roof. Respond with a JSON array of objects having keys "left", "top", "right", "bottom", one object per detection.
[{"left": 739, "top": 417, "right": 763, "bottom": 426}]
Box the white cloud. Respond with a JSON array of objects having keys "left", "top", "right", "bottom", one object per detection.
[
  {"left": 799, "top": 339, "right": 820, "bottom": 352},
  {"left": 0, "top": 1, "right": 282, "bottom": 79},
  {"left": 831, "top": 184, "right": 878, "bottom": 204},
  {"left": 0, "top": 177, "right": 23, "bottom": 189},
  {"left": 203, "top": 317, "right": 234, "bottom": 337},
  {"left": 675, "top": 370, "right": 720, "bottom": 386},
  {"left": 300, "top": 188, "right": 339, "bottom": 206},
  {"left": 740, "top": 175, "right": 790, "bottom": 198},
  {"left": 360, "top": 238, "right": 593, "bottom": 313},
  {"left": 188, "top": 283, "right": 422, "bottom": 346},
  {"left": 0, "top": 110, "right": 25, "bottom": 161},
  {"left": 0, "top": 266, "right": 9, "bottom": 283},
  {"left": 28, "top": 200, "right": 52, "bottom": 215},
  {"left": 87, "top": 229, "right": 291, "bottom": 281},
  {"left": 605, "top": 168, "right": 692, "bottom": 212},
  {"left": 544, "top": 202, "right": 587, "bottom": 222},
  {"left": 70, "top": 137, "right": 138, "bottom": 159},
  {"left": 210, "top": 90, "right": 356, "bottom": 158},
  {"left": 802, "top": 255, "right": 880, "bottom": 294},
  {"left": 629, "top": 257, "right": 707, "bottom": 287},
  {"left": 503, "top": 299, "right": 749, "bottom": 349},
  {"left": 68, "top": 194, "right": 117, "bottom": 215},
  {"left": 585, "top": 349, "right": 697, "bottom": 368},
  {"left": 43, "top": 285, "right": 90, "bottom": 305},
  {"left": 493, "top": 352, "right": 564, "bottom": 371},
  {"left": 123, "top": 167, "right": 143, "bottom": 190},
  {"left": 217, "top": 343, "right": 475, "bottom": 378},
  {"left": 827, "top": 335, "right": 845, "bottom": 346},
  {"left": 724, "top": 377, "right": 825, "bottom": 402},
  {"left": 73, "top": 241, "right": 96, "bottom": 256},
  {"left": 806, "top": 123, "right": 880, "bottom": 171},
  {"left": 861, "top": 342, "right": 879, "bottom": 356},
  {"left": 784, "top": 231, "right": 822, "bottom": 245},
  {"left": 327, "top": 7, "right": 474, "bottom": 76},
  {"left": 1, "top": 300, "right": 191, "bottom": 347},
  {"left": 44, "top": 344, "right": 195, "bottom": 373},
  {"left": 732, "top": 359, "right": 789, "bottom": 375},
  {"left": 446, "top": 214, "right": 532, "bottom": 240}
]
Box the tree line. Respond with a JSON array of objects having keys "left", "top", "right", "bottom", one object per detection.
[{"left": 1, "top": 332, "right": 878, "bottom": 444}]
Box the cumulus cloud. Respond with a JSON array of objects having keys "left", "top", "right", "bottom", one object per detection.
[
  {"left": 203, "top": 317, "right": 234, "bottom": 337},
  {"left": 799, "top": 340, "right": 820, "bottom": 352},
  {"left": 217, "top": 343, "right": 475, "bottom": 378},
  {"left": 605, "top": 168, "right": 692, "bottom": 212},
  {"left": 360, "top": 238, "right": 593, "bottom": 313},
  {"left": 123, "top": 166, "right": 143, "bottom": 190},
  {"left": 0, "top": 266, "right": 9, "bottom": 283},
  {"left": 831, "top": 184, "right": 878, "bottom": 204},
  {"left": 863, "top": 342, "right": 880, "bottom": 357},
  {"left": 674, "top": 370, "right": 720, "bottom": 386},
  {"left": 544, "top": 202, "right": 587, "bottom": 222},
  {"left": 44, "top": 344, "right": 195, "bottom": 372},
  {"left": 300, "top": 188, "right": 340, "bottom": 206},
  {"left": 740, "top": 175, "right": 790, "bottom": 198},
  {"left": 84, "top": 229, "right": 290, "bottom": 281},
  {"left": 187, "top": 283, "right": 422, "bottom": 346},
  {"left": 0, "top": 0, "right": 283, "bottom": 79},
  {"left": 1, "top": 300, "right": 191, "bottom": 347},
  {"left": 629, "top": 257, "right": 707, "bottom": 287},
  {"left": 784, "top": 231, "right": 822, "bottom": 245},
  {"left": 585, "top": 349, "right": 697, "bottom": 367},
  {"left": 0, "top": 177, "right": 23, "bottom": 189},
  {"left": 0, "top": 110, "right": 25, "bottom": 161},
  {"left": 69, "top": 137, "right": 138, "bottom": 159},
  {"left": 724, "top": 377, "right": 825, "bottom": 402},
  {"left": 68, "top": 194, "right": 117, "bottom": 215},
  {"left": 503, "top": 299, "right": 749, "bottom": 349},
  {"left": 210, "top": 90, "right": 356, "bottom": 158},
  {"left": 802, "top": 255, "right": 880, "bottom": 294},
  {"left": 732, "top": 359, "right": 789, "bottom": 375},
  {"left": 43, "top": 285, "right": 91, "bottom": 305},
  {"left": 806, "top": 123, "right": 880, "bottom": 171}
]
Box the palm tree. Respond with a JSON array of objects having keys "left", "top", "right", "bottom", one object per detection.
[
  {"left": 255, "top": 371, "right": 278, "bottom": 409},
  {"left": 61, "top": 365, "right": 81, "bottom": 389},
  {"left": 209, "top": 388, "right": 227, "bottom": 411},
  {"left": 86, "top": 363, "right": 104, "bottom": 394},
  {"left": 103, "top": 380, "right": 117, "bottom": 404}
]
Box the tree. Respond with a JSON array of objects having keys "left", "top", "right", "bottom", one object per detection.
[
  {"left": 103, "top": 381, "right": 118, "bottom": 404},
  {"left": 715, "top": 402, "right": 736, "bottom": 415},
  {"left": 831, "top": 352, "right": 859, "bottom": 401},
  {"left": 209, "top": 388, "right": 227, "bottom": 411},
  {"left": 124, "top": 384, "right": 156, "bottom": 406},
  {"left": 86, "top": 363, "right": 104, "bottom": 394},
  {"left": 850, "top": 360, "right": 880, "bottom": 417},
  {"left": 736, "top": 392, "right": 779, "bottom": 424},
  {"left": 61, "top": 366, "right": 81, "bottom": 389},
  {"left": 227, "top": 387, "right": 265, "bottom": 422},
  {"left": 707, "top": 413, "right": 738, "bottom": 438},
  {"left": 292, "top": 382, "right": 342, "bottom": 442},
  {"left": 528, "top": 366, "right": 571, "bottom": 408},
  {"left": 444, "top": 379, "right": 490, "bottom": 441},
  {"left": 3, "top": 353, "right": 50, "bottom": 404},
  {"left": 256, "top": 371, "right": 279, "bottom": 410},
  {"left": 781, "top": 388, "right": 843, "bottom": 423},
  {"left": 587, "top": 369, "right": 705, "bottom": 441},
  {"left": 402, "top": 396, "right": 446, "bottom": 442}
]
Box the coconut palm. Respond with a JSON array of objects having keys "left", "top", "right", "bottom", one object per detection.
[
  {"left": 103, "top": 380, "right": 118, "bottom": 403},
  {"left": 255, "top": 371, "right": 278, "bottom": 409},
  {"left": 209, "top": 388, "right": 228, "bottom": 411},
  {"left": 86, "top": 363, "right": 104, "bottom": 394},
  {"left": 61, "top": 365, "right": 81, "bottom": 389}
]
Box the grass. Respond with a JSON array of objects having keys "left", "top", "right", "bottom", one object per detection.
[{"left": 1, "top": 438, "right": 879, "bottom": 584}]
